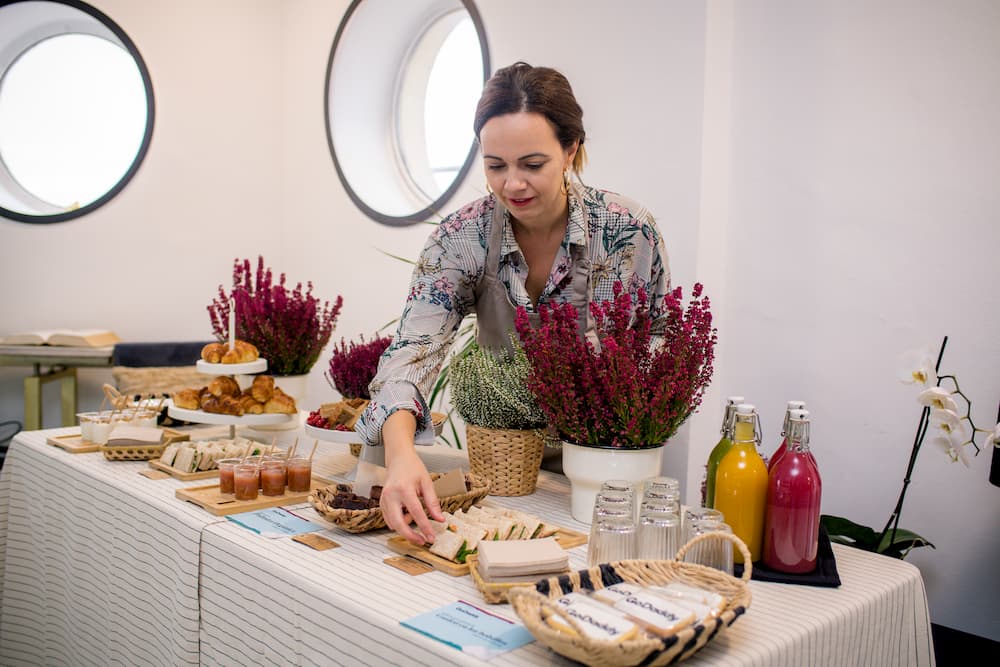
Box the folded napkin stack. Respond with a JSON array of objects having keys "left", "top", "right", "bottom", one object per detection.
[
  {"left": 105, "top": 425, "right": 164, "bottom": 446},
  {"left": 476, "top": 536, "right": 569, "bottom": 583}
]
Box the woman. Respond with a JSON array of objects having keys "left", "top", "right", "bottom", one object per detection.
[{"left": 355, "top": 62, "right": 672, "bottom": 545}]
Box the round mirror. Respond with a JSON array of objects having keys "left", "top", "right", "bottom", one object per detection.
[
  {"left": 0, "top": 0, "right": 154, "bottom": 224},
  {"left": 325, "top": 0, "right": 489, "bottom": 226}
]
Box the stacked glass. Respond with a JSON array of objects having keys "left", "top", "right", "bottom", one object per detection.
[{"left": 588, "top": 485, "right": 636, "bottom": 566}]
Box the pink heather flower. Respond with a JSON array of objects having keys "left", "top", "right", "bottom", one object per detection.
[
  {"left": 515, "top": 280, "right": 716, "bottom": 448},
  {"left": 208, "top": 256, "right": 343, "bottom": 375},
  {"left": 325, "top": 333, "right": 392, "bottom": 399}
]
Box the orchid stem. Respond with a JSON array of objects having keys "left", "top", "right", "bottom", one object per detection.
[{"left": 881, "top": 335, "right": 948, "bottom": 548}]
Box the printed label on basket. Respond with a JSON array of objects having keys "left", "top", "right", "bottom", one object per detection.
[
  {"left": 400, "top": 600, "right": 534, "bottom": 660},
  {"left": 292, "top": 533, "right": 340, "bottom": 550},
  {"left": 384, "top": 556, "right": 434, "bottom": 576}
]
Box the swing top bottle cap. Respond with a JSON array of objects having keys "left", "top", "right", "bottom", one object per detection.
[
  {"left": 789, "top": 409, "right": 809, "bottom": 421},
  {"left": 727, "top": 396, "right": 745, "bottom": 406},
  {"left": 736, "top": 403, "right": 755, "bottom": 415},
  {"left": 786, "top": 400, "right": 806, "bottom": 410}
]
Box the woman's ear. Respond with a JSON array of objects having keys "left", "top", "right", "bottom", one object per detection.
[{"left": 564, "top": 140, "right": 579, "bottom": 171}]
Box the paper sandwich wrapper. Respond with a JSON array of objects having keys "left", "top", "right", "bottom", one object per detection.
[{"left": 477, "top": 536, "right": 569, "bottom": 578}]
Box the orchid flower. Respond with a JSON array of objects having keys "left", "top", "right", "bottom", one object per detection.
[
  {"left": 917, "top": 386, "right": 959, "bottom": 413},
  {"left": 932, "top": 435, "right": 972, "bottom": 467},
  {"left": 929, "top": 408, "right": 970, "bottom": 447},
  {"left": 897, "top": 346, "right": 937, "bottom": 386}
]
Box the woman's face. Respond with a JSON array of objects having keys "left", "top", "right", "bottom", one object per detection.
[{"left": 479, "top": 111, "right": 577, "bottom": 230}]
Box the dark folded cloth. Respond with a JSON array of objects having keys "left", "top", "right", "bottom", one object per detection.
[
  {"left": 734, "top": 525, "right": 841, "bottom": 587},
  {"left": 112, "top": 341, "right": 214, "bottom": 367}
]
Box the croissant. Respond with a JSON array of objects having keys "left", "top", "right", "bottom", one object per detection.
[
  {"left": 220, "top": 340, "right": 259, "bottom": 364},
  {"left": 201, "top": 343, "right": 226, "bottom": 363},
  {"left": 263, "top": 388, "right": 297, "bottom": 414},
  {"left": 238, "top": 394, "right": 265, "bottom": 414},
  {"left": 249, "top": 374, "right": 274, "bottom": 402},
  {"left": 208, "top": 375, "right": 241, "bottom": 398},
  {"left": 201, "top": 394, "right": 245, "bottom": 416},
  {"left": 173, "top": 387, "right": 204, "bottom": 410}
]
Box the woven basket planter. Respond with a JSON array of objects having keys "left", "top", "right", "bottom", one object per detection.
[{"left": 466, "top": 424, "right": 545, "bottom": 496}]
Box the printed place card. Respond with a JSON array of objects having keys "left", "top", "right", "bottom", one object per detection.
[
  {"left": 384, "top": 556, "right": 434, "bottom": 576},
  {"left": 226, "top": 507, "right": 323, "bottom": 538},
  {"left": 401, "top": 600, "right": 534, "bottom": 660},
  {"left": 292, "top": 533, "right": 340, "bottom": 550}
]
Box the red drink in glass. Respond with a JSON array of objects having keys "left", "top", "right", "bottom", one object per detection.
[
  {"left": 234, "top": 464, "right": 260, "bottom": 501},
  {"left": 286, "top": 457, "right": 312, "bottom": 493}
]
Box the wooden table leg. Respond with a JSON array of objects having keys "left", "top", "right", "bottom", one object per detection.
[
  {"left": 60, "top": 369, "right": 78, "bottom": 426},
  {"left": 23, "top": 375, "right": 41, "bottom": 431},
  {"left": 22, "top": 367, "right": 78, "bottom": 430}
]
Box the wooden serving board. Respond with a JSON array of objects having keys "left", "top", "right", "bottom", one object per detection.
[
  {"left": 47, "top": 427, "right": 188, "bottom": 455},
  {"left": 147, "top": 458, "right": 220, "bottom": 481},
  {"left": 176, "top": 476, "right": 331, "bottom": 516},
  {"left": 385, "top": 527, "right": 588, "bottom": 577}
]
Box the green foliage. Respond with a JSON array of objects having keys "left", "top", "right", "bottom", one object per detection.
[
  {"left": 449, "top": 337, "right": 547, "bottom": 430},
  {"left": 820, "top": 514, "right": 934, "bottom": 560}
]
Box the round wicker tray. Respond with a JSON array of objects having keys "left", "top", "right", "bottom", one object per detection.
[
  {"left": 309, "top": 471, "right": 491, "bottom": 533},
  {"left": 507, "top": 531, "right": 753, "bottom": 666}
]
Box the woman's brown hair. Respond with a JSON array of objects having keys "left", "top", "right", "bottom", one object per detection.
[{"left": 473, "top": 62, "right": 587, "bottom": 174}]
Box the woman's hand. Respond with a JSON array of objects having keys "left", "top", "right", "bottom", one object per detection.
[{"left": 379, "top": 410, "right": 445, "bottom": 545}]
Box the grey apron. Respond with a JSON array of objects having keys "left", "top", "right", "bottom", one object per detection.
[
  {"left": 473, "top": 191, "right": 598, "bottom": 354},
  {"left": 473, "top": 193, "right": 597, "bottom": 473}
]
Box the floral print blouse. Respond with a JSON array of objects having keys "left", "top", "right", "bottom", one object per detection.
[{"left": 355, "top": 184, "right": 672, "bottom": 446}]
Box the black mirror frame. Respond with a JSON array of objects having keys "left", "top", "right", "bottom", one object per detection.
[
  {"left": 324, "top": 0, "right": 490, "bottom": 227},
  {"left": 0, "top": 0, "right": 155, "bottom": 225}
]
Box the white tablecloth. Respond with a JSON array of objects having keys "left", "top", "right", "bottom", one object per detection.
[{"left": 1, "top": 430, "right": 935, "bottom": 666}]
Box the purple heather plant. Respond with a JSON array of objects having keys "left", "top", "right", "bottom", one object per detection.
[
  {"left": 325, "top": 333, "right": 393, "bottom": 400},
  {"left": 514, "top": 281, "right": 717, "bottom": 448},
  {"left": 208, "top": 256, "right": 343, "bottom": 376}
]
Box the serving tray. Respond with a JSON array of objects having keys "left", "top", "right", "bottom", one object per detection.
[
  {"left": 148, "top": 458, "right": 220, "bottom": 481},
  {"left": 47, "top": 427, "right": 188, "bottom": 455},
  {"left": 176, "top": 476, "right": 331, "bottom": 516},
  {"left": 385, "top": 526, "right": 588, "bottom": 577}
]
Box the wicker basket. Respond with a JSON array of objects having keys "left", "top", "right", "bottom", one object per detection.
[
  {"left": 467, "top": 553, "right": 573, "bottom": 604},
  {"left": 466, "top": 424, "right": 545, "bottom": 496},
  {"left": 99, "top": 429, "right": 189, "bottom": 461},
  {"left": 309, "top": 472, "right": 491, "bottom": 533},
  {"left": 507, "top": 532, "right": 752, "bottom": 667}
]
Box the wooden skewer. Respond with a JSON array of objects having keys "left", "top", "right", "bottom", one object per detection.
[
  {"left": 287, "top": 437, "right": 299, "bottom": 459},
  {"left": 308, "top": 439, "right": 318, "bottom": 461}
]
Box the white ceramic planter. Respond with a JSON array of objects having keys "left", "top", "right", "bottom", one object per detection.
[{"left": 561, "top": 441, "right": 664, "bottom": 524}]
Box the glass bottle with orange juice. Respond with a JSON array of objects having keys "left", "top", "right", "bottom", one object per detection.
[{"left": 714, "top": 403, "right": 768, "bottom": 563}]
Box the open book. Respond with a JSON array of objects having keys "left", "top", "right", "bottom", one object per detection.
[{"left": 0, "top": 329, "right": 120, "bottom": 347}]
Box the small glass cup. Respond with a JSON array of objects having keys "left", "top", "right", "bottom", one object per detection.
[
  {"left": 217, "top": 458, "right": 242, "bottom": 497},
  {"left": 636, "top": 509, "right": 681, "bottom": 560},
  {"left": 286, "top": 457, "right": 312, "bottom": 493},
  {"left": 233, "top": 463, "right": 260, "bottom": 501},
  {"left": 260, "top": 459, "right": 287, "bottom": 497},
  {"left": 683, "top": 521, "right": 734, "bottom": 576},
  {"left": 643, "top": 488, "right": 681, "bottom": 515},
  {"left": 89, "top": 418, "right": 115, "bottom": 445},
  {"left": 587, "top": 515, "right": 636, "bottom": 566},
  {"left": 682, "top": 506, "right": 724, "bottom": 536}
]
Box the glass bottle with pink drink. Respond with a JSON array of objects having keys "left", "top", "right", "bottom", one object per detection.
[
  {"left": 766, "top": 400, "right": 806, "bottom": 472},
  {"left": 763, "top": 409, "right": 822, "bottom": 573}
]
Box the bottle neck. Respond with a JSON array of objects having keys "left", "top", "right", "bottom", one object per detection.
[
  {"left": 788, "top": 420, "right": 811, "bottom": 452},
  {"left": 733, "top": 415, "right": 757, "bottom": 445},
  {"left": 721, "top": 405, "right": 737, "bottom": 439}
]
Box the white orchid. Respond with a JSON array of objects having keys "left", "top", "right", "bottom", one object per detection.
[
  {"left": 986, "top": 423, "right": 1000, "bottom": 449},
  {"left": 897, "top": 346, "right": 937, "bottom": 386},
  {"left": 929, "top": 408, "right": 970, "bottom": 446},
  {"left": 932, "top": 435, "right": 971, "bottom": 467},
  {"left": 917, "top": 386, "right": 959, "bottom": 413}
]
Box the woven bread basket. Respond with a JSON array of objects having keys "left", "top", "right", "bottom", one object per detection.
[
  {"left": 466, "top": 424, "right": 545, "bottom": 496},
  {"left": 100, "top": 442, "right": 169, "bottom": 461},
  {"left": 507, "top": 531, "right": 752, "bottom": 666},
  {"left": 309, "top": 471, "right": 491, "bottom": 533}
]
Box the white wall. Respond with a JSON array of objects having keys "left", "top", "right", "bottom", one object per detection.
[{"left": 0, "top": 0, "right": 996, "bottom": 641}]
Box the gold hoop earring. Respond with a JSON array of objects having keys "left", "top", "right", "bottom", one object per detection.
[
  {"left": 486, "top": 181, "right": 493, "bottom": 195},
  {"left": 560, "top": 170, "right": 570, "bottom": 196}
]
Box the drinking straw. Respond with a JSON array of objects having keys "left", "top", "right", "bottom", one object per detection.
[
  {"left": 308, "top": 439, "right": 318, "bottom": 461},
  {"left": 287, "top": 437, "right": 299, "bottom": 458}
]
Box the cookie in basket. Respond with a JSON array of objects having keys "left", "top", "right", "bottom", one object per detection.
[{"left": 310, "top": 471, "right": 490, "bottom": 534}]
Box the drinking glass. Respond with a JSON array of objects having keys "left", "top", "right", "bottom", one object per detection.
[
  {"left": 636, "top": 509, "right": 681, "bottom": 560},
  {"left": 286, "top": 457, "right": 312, "bottom": 493},
  {"left": 588, "top": 516, "right": 636, "bottom": 566},
  {"left": 217, "top": 458, "right": 241, "bottom": 497},
  {"left": 682, "top": 521, "right": 734, "bottom": 575},
  {"left": 682, "top": 506, "right": 724, "bottom": 536},
  {"left": 260, "top": 460, "right": 286, "bottom": 496},
  {"left": 593, "top": 489, "right": 633, "bottom": 517},
  {"left": 233, "top": 463, "right": 260, "bottom": 501},
  {"left": 642, "top": 488, "right": 681, "bottom": 515}
]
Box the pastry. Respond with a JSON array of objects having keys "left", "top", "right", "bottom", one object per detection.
[
  {"left": 172, "top": 387, "right": 204, "bottom": 410},
  {"left": 201, "top": 394, "right": 245, "bottom": 416},
  {"left": 201, "top": 342, "right": 226, "bottom": 363},
  {"left": 208, "top": 375, "right": 241, "bottom": 398},
  {"left": 263, "top": 387, "right": 296, "bottom": 414},
  {"left": 239, "top": 393, "right": 265, "bottom": 414},
  {"left": 250, "top": 375, "right": 274, "bottom": 403}
]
